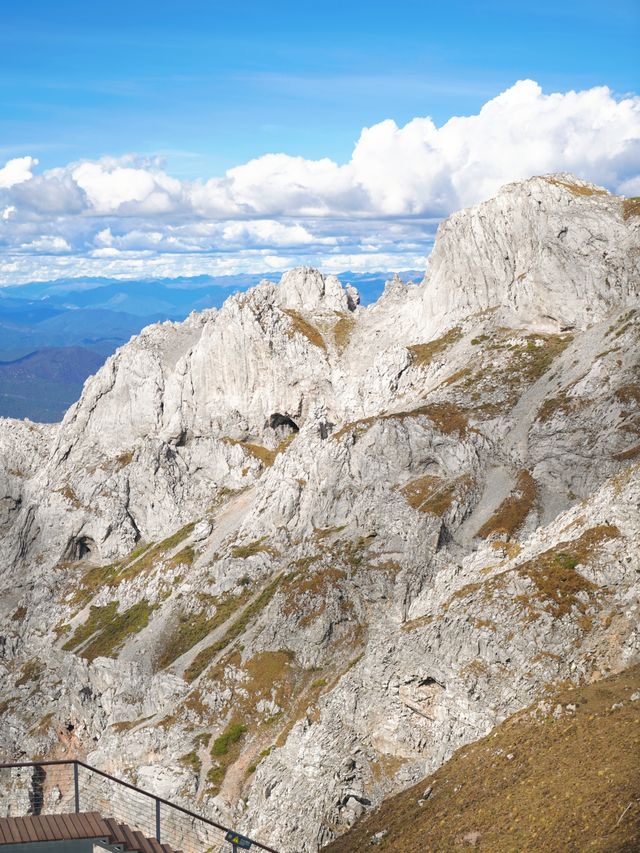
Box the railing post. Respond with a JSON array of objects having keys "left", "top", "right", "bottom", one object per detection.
[
  {"left": 155, "top": 797, "right": 161, "bottom": 842},
  {"left": 73, "top": 762, "right": 80, "bottom": 813}
]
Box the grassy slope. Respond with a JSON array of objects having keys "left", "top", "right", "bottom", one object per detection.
[{"left": 324, "top": 667, "right": 640, "bottom": 852}]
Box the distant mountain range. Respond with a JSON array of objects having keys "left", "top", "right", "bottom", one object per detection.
[
  {"left": 0, "top": 271, "right": 420, "bottom": 421},
  {"left": 0, "top": 347, "right": 105, "bottom": 421}
]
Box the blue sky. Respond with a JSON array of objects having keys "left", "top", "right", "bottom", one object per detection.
[
  {"left": 3, "top": 0, "right": 638, "bottom": 177},
  {"left": 0, "top": 1, "right": 638, "bottom": 283}
]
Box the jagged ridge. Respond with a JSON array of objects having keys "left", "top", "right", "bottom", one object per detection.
[{"left": 0, "top": 174, "right": 638, "bottom": 852}]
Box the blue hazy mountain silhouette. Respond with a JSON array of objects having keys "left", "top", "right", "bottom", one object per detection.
[{"left": 0, "top": 271, "right": 421, "bottom": 421}]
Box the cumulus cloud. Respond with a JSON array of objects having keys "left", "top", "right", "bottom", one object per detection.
[
  {"left": 0, "top": 80, "right": 638, "bottom": 282},
  {"left": 19, "top": 235, "right": 71, "bottom": 254},
  {"left": 221, "top": 220, "right": 337, "bottom": 247},
  {"left": 0, "top": 156, "right": 37, "bottom": 189}
]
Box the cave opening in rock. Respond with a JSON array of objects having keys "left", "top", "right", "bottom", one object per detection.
[
  {"left": 269, "top": 412, "right": 299, "bottom": 433},
  {"left": 65, "top": 535, "right": 97, "bottom": 562}
]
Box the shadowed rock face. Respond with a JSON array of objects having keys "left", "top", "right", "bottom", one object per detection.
[{"left": 0, "top": 174, "right": 638, "bottom": 852}]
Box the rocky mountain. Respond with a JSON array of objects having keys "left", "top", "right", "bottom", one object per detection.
[
  {"left": 0, "top": 173, "right": 638, "bottom": 851},
  {"left": 0, "top": 272, "right": 404, "bottom": 419}
]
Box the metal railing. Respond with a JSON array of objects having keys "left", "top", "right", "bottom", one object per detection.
[{"left": 0, "top": 760, "right": 278, "bottom": 853}]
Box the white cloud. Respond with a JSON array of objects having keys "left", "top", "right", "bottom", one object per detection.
[
  {"left": 221, "top": 220, "right": 337, "bottom": 247},
  {"left": 0, "top": 80, "right": 638, "bottom": 282},
  {"left": 0, "top": 156, "right": 38, "bottom": 189},
  {"left": 71, "top": 160, "right": 182, "bottom": 214},
  {"left": 19, "top": 235, "right": 71, "bottom": 254}
]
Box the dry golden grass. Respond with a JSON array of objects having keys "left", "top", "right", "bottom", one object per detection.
[
  {"left": 543, "top": 176, "right": 609, "bottom": 198},
  {"left": 282, "top": 308, "right": 327, "bottom": 350},
  {"left": 56, "top": 484, "right": 83, "bottom": 509},
  {"left": 114, "top": 450, "right": 134, "bottom": 468},
  {"left": 333, "top": 313, "right": 356, "bottom": 351},
  {"left": 15, "top": 659, "right": 45, "bottom": 687},
  {"left": 281, "top": 567, "right": 347, "bottom": 623},
  {"left": 477, "top": 470, "right": 536, "bottom": 539},
  {"left": 447, "top": 524, "right": 619, "bottom": 622},
  {"left": 332, "top": 401, "right": 469, "bottom": 442},
  {"left": 415, "top": 402, "right": 469, "bottom": 436},
  {"left": 324, "top": 666, "right": 640, "bottom": 853},
  {"left": 537, "top": 392, "right": 587, "bottom": 423},
  {"left": 401, "top": 474, "right": 473, "bottom": 516},
  {"left": 442, "top": 366, "right": 472, "bottom": 387},
  {"left": 223, "top": 433, "right": 296, "bottom": 468},
  {"left": 615, "top": 384, "right": 640, "bottom": 407},
  {"left": 111, "top": 714, "right": 155, "bottom": 733},
  {"left": 623, "top": 197, "right": 640, "bottom": 220},
  {"left": 613, "top": 444, "right": 640, "bottom": 462},
  {"left": 514, "top": 524, "right": 619, "bottom": 621}
]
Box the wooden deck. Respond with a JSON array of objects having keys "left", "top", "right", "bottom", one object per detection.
[{"left": 0, "top": 812, "right": 183, "bottom": 852}]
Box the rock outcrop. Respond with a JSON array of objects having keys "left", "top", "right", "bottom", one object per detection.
[{"left": 0, "top": 174, "right": 638, "bottom": 851}]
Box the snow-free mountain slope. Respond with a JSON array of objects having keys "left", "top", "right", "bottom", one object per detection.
[{"left": 0, "top": 174, "right": 638, "bottom": 852}]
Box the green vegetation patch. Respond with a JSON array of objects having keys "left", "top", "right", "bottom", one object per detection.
[
  {"left": 166, "top": 546, "right": 195, "bottom": 569},
  {"left": 407, "top": 326, "right": 462, "bottom": 367},
  {"left": 206, "top": 720, "right": 248, "bottom": 795},
  {"left": 211, "top": 721, "right": 247, "bottom": 756},
  {"left": 185, "top": 574, "right": 284, "bottom": 681},
  {"left": 179, "top": 750, "right": 202, "bottom": 775},
  {"left": 156, "top": 588, "right": 251, "bottom": 670},
  {"left": 62, "top": 600, "right": 157, "bottom": 662},
  {"left": 231, "top": 536, "right": 278, "bottom": 559},
  {"left": 68, "top": 522, "right": 196, "bottom": 609}
]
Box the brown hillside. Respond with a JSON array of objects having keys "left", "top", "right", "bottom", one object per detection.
[{"left": 323, "top": 666, "right": 640, "bottom": 853}]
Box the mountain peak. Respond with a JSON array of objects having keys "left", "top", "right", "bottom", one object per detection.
[
  {"left": 422, "top": 172, "right": 638, "bottom": 334},
  {"left": 276, "top": 267, "right": 359, "bottom": 313}
]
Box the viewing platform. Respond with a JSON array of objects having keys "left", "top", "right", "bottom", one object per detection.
[{"left": 0, "top": 761, "right": 277, "bottom": 853}]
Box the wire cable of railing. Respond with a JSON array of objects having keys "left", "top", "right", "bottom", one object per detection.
[{"left": 0, "top": 761, "right": 277, "bottom": 853}]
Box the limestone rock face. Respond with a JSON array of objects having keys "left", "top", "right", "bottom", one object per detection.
[
  {"left": 0, "top": 174, "right": 638, "bottom": 853},
  {"left": 422, "top": 174, "right": 639, "bottom": 334}
]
